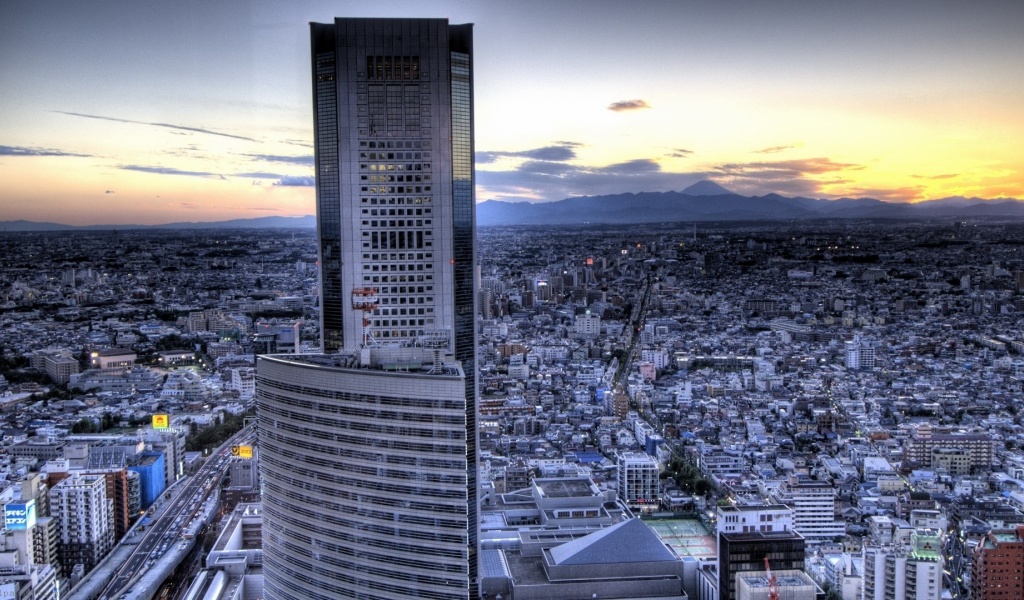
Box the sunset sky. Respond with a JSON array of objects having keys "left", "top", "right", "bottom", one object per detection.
[{"left": 2, "top": 0, "right": 1023, "bottom": 226}]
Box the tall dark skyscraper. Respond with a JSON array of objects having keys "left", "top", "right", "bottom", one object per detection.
[{"left": 258, "top": 17, "right": 478, "bottom": 600}]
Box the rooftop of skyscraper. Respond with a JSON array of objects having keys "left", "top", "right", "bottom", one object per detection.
[{"left": 265, "top": 346, "right": 463, "bottom": 377}]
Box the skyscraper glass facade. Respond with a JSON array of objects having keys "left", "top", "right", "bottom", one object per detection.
[{"left": 260, "top": 17, "right": 478, "bottom": 599}]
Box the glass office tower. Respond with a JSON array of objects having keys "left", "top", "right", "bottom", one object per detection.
[{"left": 259, "top": 17, "right": 478, "bottom": 600}]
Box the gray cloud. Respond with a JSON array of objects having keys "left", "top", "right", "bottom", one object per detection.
[
  {"left": 119, "top": 164, "right": 224, "bottom": 178},
  {"left": 243, "top": 153, "right": 314, "bottom": 166},
  {"left": 274, "top": 175, "right": 315, "bottom": 187},
  {"left": 55, "top": 111, "right": 256, "bottom": 142},
  {"left": 478, "top": 155, "right": 887, "bottom": 202},
  {"left": 667, "top": 148, "right": 693, "bottom": 158},
  {"left": 596, "top": 159, "right": 661, "bottom": 175},
  {"left": 105, "top": 190, "right": 114, "bottom": 194},
  {"left": 608, "top": 99, "right": 651, "bottom": 112},
  {"left": 476, "top": 143, "right": 580, "bottom": 165},
  {"left": 0, "top": 144, "right": 90, "bottom": 157},
  {"left": 236, "top": 171, "right": 286, "bottom": 179},
  {"left": 478, "top": 156, "right": 708, "bottom": 202}
]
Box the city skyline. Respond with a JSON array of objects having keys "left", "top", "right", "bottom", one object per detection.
[{"left": 3, "top": 0, "right": 1024, "bottom": 226}]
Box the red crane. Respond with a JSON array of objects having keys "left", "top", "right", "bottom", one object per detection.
[{"left": 764, "top": 556, "right": 779, "bottom": 600}]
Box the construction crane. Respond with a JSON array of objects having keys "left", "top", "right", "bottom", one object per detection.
[{"left": 764, "top": 556, "right": 779, "bottom": 600}]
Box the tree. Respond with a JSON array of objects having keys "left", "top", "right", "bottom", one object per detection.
[{"left": 71, "top": 418, "right": 98, "bottom": 434}]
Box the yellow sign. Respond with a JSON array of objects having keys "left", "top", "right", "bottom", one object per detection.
[
  {"left": 231, "top": 445, "right": 253, "bottom": 459},
  {"left": 152, "top": 414, "right": 169, "bottom": 430}
]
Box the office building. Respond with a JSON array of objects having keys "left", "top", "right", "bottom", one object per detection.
[
  {"left": 772, "top": 475, "right": 845, "bottom": 541},
  {"left": 484, "top": 518, "right": 687, "bottom": 600},
  {"left": 718, "top": 530, "right": 806, "bottom": 600},
  {"left": 259, "top": 352, "right": 472, "bottom": 600},
  {"left": 736, "top": 569, "right": 817, "bottom": 600},
  {"left": 617, "top": 451, "right": 660, "bottom": 510},
  {"left": 49, "top": 474, "right": 114, "bottom": 575},
  {"left": 970, "top": 526, "right": 1024, "bottom": 600},
  {"left": 862, "top": 529, "right": 943, "bottom": 600},
  {"left": 845, "top": 335, "right": 876, "bottom": 370},
  {"left": 575, "top": 310, "right": 601, "bottom": 336},
  {"left": 127, "top": 451, "right": 166, "bottom": 508},
  {"left": 258, "top": 17, "right": 477, "bottom": 600},
  {"left": 77, "top": 466, "right": 134, "bottom": 540},
  {"left": 312, "top": 17, "right": 475, "bottom": 360},
  {"left": 717, "top": 504, "right": 794, "bottom": 536},
  {"left": 181, "top": 503, "right": 264, "bottom": 600}
]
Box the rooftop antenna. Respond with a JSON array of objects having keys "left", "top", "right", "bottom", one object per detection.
[
  {"left": 764, "top": 556, "right": 779, "bottom": 600},
  {"left": 418, "top": 328, "right": 451, "bottom": 374},
  {"left": 351, "top": 288, "right": 379, "bottom": 347}
]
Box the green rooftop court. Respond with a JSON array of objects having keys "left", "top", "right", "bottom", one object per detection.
[{"left": 644, "top": 517, "right": 717, "bottom": 558}]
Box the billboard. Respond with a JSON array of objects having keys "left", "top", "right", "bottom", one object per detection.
[
  {"left": 231, "top": 445, "right": 253, "bottom": 459},
  {"left": 152, "top": 414, "right": 169, "bottom": 430},
  {"left": 5, "top": 500, "right": 37, "bottom": 530}
]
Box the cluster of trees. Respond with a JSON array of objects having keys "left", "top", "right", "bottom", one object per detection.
[
  {"left": 184, "top": 411, "right": 250, "bottom": 453},
  {"left": 0, "top": 350, "right": 48, "bottom": 385},
  {"left": 69, "top": 411, "right": 149, "bottom": 433},
  {"left": 662, "top": 455, "right": 715, "bottom": 497}
]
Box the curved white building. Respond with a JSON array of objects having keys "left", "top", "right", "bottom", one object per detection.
[{"left": 258, "top": 352, "right": 470, "bottom": 599}]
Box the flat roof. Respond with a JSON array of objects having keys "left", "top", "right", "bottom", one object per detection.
[
  {"left": 536, "top": 479, "right": 594, "bottom": 499},
  {"left": 260, "top": 351, "right": 463, "bottom": 378}
]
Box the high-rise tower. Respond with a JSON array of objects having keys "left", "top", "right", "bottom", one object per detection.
[
  {"left": 312, "top": 17, "right": 475, "bottom": 360},
  {"left": 258, "top": 17, "right": 478, "bottom": 600}
]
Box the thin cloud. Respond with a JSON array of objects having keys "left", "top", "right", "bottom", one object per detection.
[
  {"left": 0, "top": 144, "right": 91, "bottom": 157},
  {"left": 477, "top": 142, "right": 580, "bottom": 165},
  {"left": 54, "top": 111, "right": 256, "bottom": 142},
  {"left": 716, "top": 157, "right": 862, "bottom": 178},
  {"left": 242, "top": 153, "right": 314, "bottom": 166},
  {"left": 608, "top": 99, "right": 651, "bottom": 112},
  {"left": 282, "top": 139, "right": 314, "bottom": 148},
  {"left": 667, "top": 148, "right": 694, "bottom": 158},
  {"left": 841, "top": 186, "right": 926, "bottom": 202},
  {"left": 712, "top": 157, "right": 865, "bottom": 197},
  {"left": 753, "top": 144, "right": 799, "bottom": 154},
  {"left": 105, "top": 190, "right": 114, "bottom": 194},
  {"left": 119, "top": 164, "right": 224, "bottom": 178},
  {"left": 911, "top": 173, "right": 959, "bottom": 180},
  {"left": 274, "top": 175, "right": 315, "bottom": 187},
  {"left": 236, "top": 171, "right": 286, "bottom": 179}
]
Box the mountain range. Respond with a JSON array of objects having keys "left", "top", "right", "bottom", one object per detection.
[
  {"left": 475, "top": 181, "right": 1024, "bottom": 226},
  {"left": 0, "top": 215, "right": 317, "bottom": 232},
  {"left": 1, "top": 183, "right": 1022, "bottom": 231}
]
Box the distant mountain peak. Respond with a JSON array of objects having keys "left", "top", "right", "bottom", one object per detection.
[{"left": 681, "top": 180, "right": 734, "bottom": 196}]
